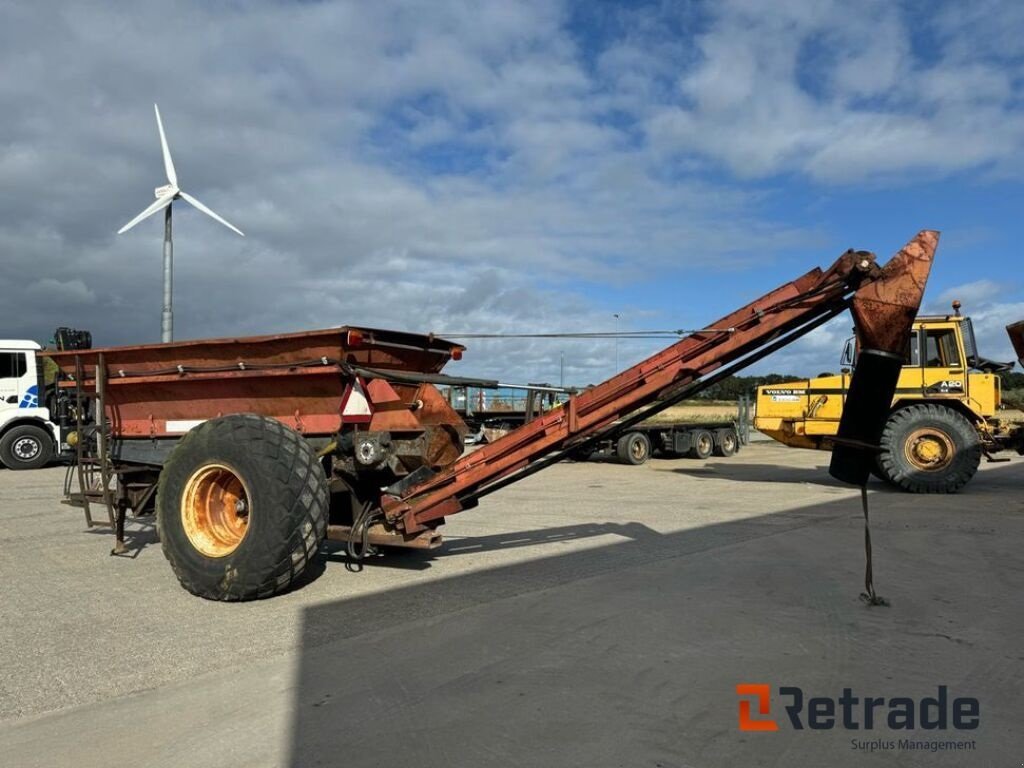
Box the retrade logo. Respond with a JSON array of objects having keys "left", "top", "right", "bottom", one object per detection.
[
  {"left": 736, "top": 684, "right": 778, "bottom": 731},
  {"left": 736, "top": 684, "right": 979, "bottom": 732}
]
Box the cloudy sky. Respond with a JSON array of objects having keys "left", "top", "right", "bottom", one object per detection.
[{"left": 2, "top": 0, "right": 1022, "bottom": 384}]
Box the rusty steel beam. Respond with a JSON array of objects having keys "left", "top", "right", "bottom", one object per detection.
[
  {"left": 326, "top": 524, "right": 443, "bottom": 550},
  {"left": 381, "top": 232, "right": 939, "bottom": 533}
]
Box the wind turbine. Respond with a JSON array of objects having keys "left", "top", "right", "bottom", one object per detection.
[{"left": 118, "top": 104, "right": 244, "bottom": 343}]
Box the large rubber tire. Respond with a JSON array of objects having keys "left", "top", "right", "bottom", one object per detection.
[
  {"left": 0, "top": 424, "right": 54, "bottom": 470},
  {"left": 712, "top": 428, "right": 738, "bottom": 457},
  {"left": 156, "top": 414, "right": 329, "bottom": 601},
  {"left": 616, "top": 432, "right": 651, "bottom": 465},
  {"left": 878, "top": 404, "right": 981, "bottom": 494},
  {"left": 688, "top": 429, "right": 714, "bottom": 459}
]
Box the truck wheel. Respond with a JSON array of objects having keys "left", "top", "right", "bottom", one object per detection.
[
  {"left": 0, "top": 424, "right": 54, "bottom": 470},
  {"left": 688, "top": 429, "right": 714, "bottom": 459},
  {"left": 616, "top": 432, "right": 651, "bottom": 465},
  {"left": 878, "top": 404, "right": 981, "bottom": 493},
  {"left": 712, "top": 429, "right": 738, "bottom": 457},
  {"left": 156, "top": 414, "right": 329, "bottom": 600}
]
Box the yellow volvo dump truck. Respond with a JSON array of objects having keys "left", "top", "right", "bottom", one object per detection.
[{"left": 755, "top": 304, "right": 1024, "bottom": 492}]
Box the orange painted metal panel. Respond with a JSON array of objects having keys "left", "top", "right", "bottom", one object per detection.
[{"left": 48, "top": 326, "right": 462, "bottom": 438}]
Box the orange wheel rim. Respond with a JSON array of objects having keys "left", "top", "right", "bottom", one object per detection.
[
  {"left": 904, "top": 428, "right": 954, "bottom": 472},
  {"left": 181, "top": 464, "right": 251, "bottom": 557}
]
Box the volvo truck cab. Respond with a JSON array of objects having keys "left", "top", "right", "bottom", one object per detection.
[{"left": 0, "top": 340, "right": 61, "bottom": 469}]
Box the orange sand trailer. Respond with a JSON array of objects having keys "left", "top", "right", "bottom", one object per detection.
[{"left": 50, "top": 232, "right": 937, "bottom": 601}]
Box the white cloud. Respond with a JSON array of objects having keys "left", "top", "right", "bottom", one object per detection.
[
  {"left": 935, "top": 280, "right": 1008, "bottom": 308},
  {"left": 0, "top": 0, "right": 1020, "bottom": 387},
  {"left": 967, "top": 302, "right": 1024, "bottom": 365},
  {"left": 645, "top": 0, "right": 1024, "bottom": 182}
]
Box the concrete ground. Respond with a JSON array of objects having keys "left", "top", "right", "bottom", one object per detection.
[{"left": 0, "top": 443, "right": 1021, "bottom": 767}]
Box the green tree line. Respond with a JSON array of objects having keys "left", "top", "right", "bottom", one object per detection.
[
  {"left": 999, "top": 370, "right": 1024, "bottom": 389},
  {"left": 1001, "top": 370, "right": 1024, "bottom": 408}
]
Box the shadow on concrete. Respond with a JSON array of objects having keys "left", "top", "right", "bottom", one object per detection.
[
  {"left": 323, "top": 521, "right": 663, "bottom": 573},
  {"left": 83, "top": 517, "right": 160, "bottom": 558},
  {"left": 287, "top": 459, "right": 1023, "bottom": 767},
  {"left": 660, "top": 461, "right": 855, "bottom": 487}
]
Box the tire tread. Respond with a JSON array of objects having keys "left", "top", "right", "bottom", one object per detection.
[
  {"left": 878, "top": 404, "right": 980, "bottom": 494},
  {"left": 157, "top": 414, "right": 329, "bottom": 601}
]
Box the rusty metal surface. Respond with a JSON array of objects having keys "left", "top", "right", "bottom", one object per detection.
[
  {"left": 363, "top": 380, "right": 467, "bottom": 467},
  {"left": 382, "top": 242, "right": 908, "bottom": 532},
  {"left": 48, "top": 326, "right": 463, "bottom": 378},
  {"left": 848, "top": 230, "right": 938, "bottom": 353},
  {"left": 100, "top": 370, "right": 347, "bottom": 437},
  {"left": 325, "top": 523, "right": 443, "bottom": 549},
  {"left": 1008, "top": 321, "right": 1024, "bottom": 367},
  {"left": 410, "top": 384, "right": 468, "bottom": 467},
  {"left": 47, "top": 327, "right": 463, "bottom": 439}
]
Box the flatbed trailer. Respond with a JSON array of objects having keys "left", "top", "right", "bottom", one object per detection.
[
  {"left": 49, "top": 231, "right": 937, "bottom": 600},
  {"left": 582, "top": 420, "right": 741, "bottom": 465}
]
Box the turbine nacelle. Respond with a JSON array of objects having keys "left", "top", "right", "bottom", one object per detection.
[{"left": 154, "top": 183, "right": 178, "bottom": 200}]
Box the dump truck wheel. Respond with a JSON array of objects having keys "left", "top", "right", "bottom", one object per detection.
[
  {"left": 616, "top": 432, "right": 651, "bottom": 465},
  {"left": 156, "top": 414, "right": 329, "bottom": 601},
  {"left": 878, "top": 404, "right": 981, "bottom": 493},
  {"left": 712, "top": 428, "right": 738, "bottom": 457},
  {"left": 0, "top": 424, "right": 53, "bottom": 470},
  {"left": 688, "top": 429, "right": 714, "bottom": 459}
]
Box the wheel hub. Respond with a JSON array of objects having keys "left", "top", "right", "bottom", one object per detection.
[
  {"left": 13, "top": 437, "right": 40, "bottom": 460},
  {"left": 904, "top": 428, "right": 954, "bottom": 472},
  {"left": 181, "top": 464, "right": 251, "bottom": 557}
]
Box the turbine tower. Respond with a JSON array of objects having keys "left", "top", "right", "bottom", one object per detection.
[{"left": 118, "top": 104, "right": 244, "bottom": 343}]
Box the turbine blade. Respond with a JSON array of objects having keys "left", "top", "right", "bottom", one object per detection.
[
  {"left": 117, "top": 194, "right": 175, "bottom": 234},
  {"left": 178, "top": 191, "right": 244, "bottom": 236},
  {"left": 154, "top": 104, "right": 178, "bottom": 187}
]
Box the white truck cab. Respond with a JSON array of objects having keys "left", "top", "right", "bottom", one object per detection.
[{"left": 0, "top": 340, "right": 60, "bottom": 469}]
